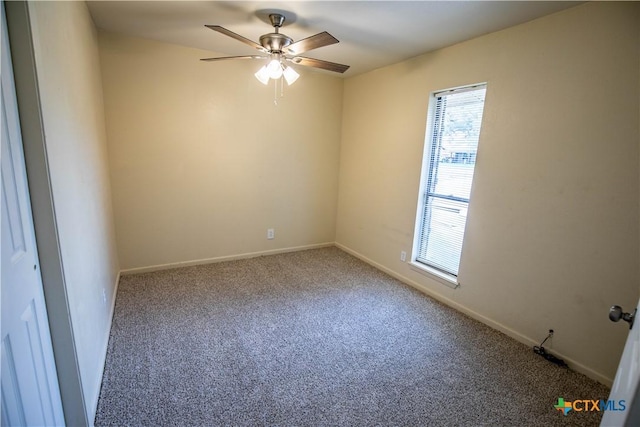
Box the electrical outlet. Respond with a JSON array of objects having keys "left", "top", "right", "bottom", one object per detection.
[
  {"left": 400, "top": 251, "right": 407, "bottom": 262},
  {"left": 102, "top": 289, "right": 107, "bottom": 304},
  {"left": 267, "top": 228, "right": 275, "bottom": 240}
]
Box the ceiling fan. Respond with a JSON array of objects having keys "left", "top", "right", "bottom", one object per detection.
[{"left": 200, "top": 13, "right": 350, "bottom": 85}]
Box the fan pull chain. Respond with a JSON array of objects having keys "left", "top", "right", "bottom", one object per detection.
[
  {"left": 280, "top": 76, "right": 284, "bottom": 98},
  {"left": 273, "top": 78, "right": 278, "bottom": 106}
]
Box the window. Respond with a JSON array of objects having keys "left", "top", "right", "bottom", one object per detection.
[{"left": 413, "top": 85, "right": 487, "bottom": 284}]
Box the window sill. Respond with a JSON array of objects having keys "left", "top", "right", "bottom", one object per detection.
[{"left": 409, "top": 261, "right": 460, "bottom": 289}]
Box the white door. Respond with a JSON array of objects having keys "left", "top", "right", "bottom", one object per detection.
[
  {"left": 601, "top": 299, "right": 640, "bottom": 426},
  {"left": 1, "top": 2, "right": 65, "bottom": 426}
]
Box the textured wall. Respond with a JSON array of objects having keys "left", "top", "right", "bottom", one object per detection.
[{"left": 336, "top": 2, "right": 640, "bottom": 384}]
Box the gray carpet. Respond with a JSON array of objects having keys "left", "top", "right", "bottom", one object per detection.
[{"left": 95, "top": 247, "right": 610, "bottom": 426}]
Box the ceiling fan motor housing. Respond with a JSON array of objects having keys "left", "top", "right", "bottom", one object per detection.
[
  {"left": 260, "top": 14, "right": 291, "bottom": 53},
  {"left": 259, "top": 33, "right": 292, "bottom": 53}
]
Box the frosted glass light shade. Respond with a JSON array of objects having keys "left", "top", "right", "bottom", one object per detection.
[
  {"left": 254, "top": 65, "right": 269, "bottom": 85},
  {"left": 283, "top": 66, "right": 300, "bottom": 85},
  {"left": 267, "top": 59, "right": 283, "bottom": 79}
]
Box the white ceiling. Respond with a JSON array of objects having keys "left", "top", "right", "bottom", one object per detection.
[{"left": 87, "top": 1, "right": 581, "bottom": 77}]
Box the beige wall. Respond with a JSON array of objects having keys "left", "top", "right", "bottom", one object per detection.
[
  {"left": 28, "top": 1, "right": 120, "bottom": 420},
  {"left": 98, "top": 33, "right": 343, "bottom": 271},
  {"left": 336, "top": 1, "right": 640, "bottom": 384}
]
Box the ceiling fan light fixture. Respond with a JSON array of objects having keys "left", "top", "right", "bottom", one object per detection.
[
  {"left": 283, "top": 66, "right": 300, "bottom": 85},
  {"left": 267, "top": 58, "right": 283, "bottom": 79},
  {"left": 254, "top": 65, "right": 269, "bottom": 85},
  {"left": 204, "top": 13, "right": 349, "bottom": 99}
]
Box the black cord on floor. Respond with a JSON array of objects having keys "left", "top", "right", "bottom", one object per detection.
[{"left": 533, "top": 330, "right": 567, "bottom": 368}]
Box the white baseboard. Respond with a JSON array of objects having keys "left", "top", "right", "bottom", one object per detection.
[
  {"left": 120, "top": 242, "right": 335, "bottom": 275},
  {"left": 334, "top": 242, "right": 614, "bottom": 387},
  {"left": 88, "top": 269, "right": 120, "bottom": 424}
]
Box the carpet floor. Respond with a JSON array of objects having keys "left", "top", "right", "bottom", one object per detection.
[{"left": 95, "top": 247, "right": 610, "bottom": 426}]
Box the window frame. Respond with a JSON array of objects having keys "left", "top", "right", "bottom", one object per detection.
[{"left": 410, "top": 83, "right": 487, "bottom": 288}]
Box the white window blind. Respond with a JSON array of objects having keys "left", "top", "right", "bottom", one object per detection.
[{"left": 415, "top": 85, "right": 486, "bottom": 277}]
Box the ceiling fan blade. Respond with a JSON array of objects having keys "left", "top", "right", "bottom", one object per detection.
[
  {"left": 285, "top": 31, "right": 338, "bottom": 55},
  {"left": 205, "top": 25, "right": 267, "bottom": 53},
  {"left": 288, "top": 56, "right": 350, "bottom": 74},
  {"left": 200, "top": 55, "right": 263, "bottom": 62}
]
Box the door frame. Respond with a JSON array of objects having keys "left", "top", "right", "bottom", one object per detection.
[{"left": 4, "top": 2, "right": 88, "bottom": 425}]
